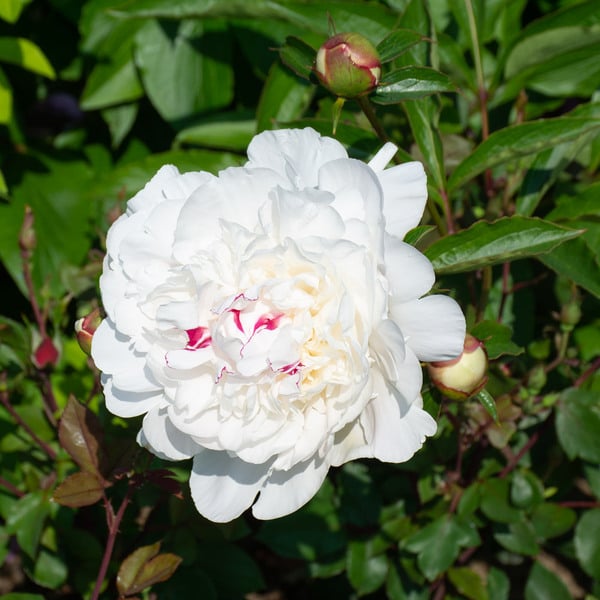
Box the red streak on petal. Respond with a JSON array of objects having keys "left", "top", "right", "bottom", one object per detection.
[
  {"left": 279, "top": 361, "right": 303, "bottom": 376},
  {"left": 229, "top": 309, "right": 244, "bottom": 333},
  {"left": 185, "top": 326, "right": 212, "bottom": 350},
  {"left": 253, "top": 313, "right": 284, "bottom": 334}
]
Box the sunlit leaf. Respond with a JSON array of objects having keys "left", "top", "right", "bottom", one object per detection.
[
  {"left": 425, "top": 217, "right": 582, "bottom": 274},
  {"left": 448, "top": 118, "right": 600, "bottom": 191},
  {"left": 372, "top": 66, "right": 454, "bottom": 103},
  {"left": 0, "top": 37, "right": 55, "bottom": 78}
]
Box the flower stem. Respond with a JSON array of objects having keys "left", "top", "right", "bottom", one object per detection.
[
  {"left": 91, "top": 487, "right": 132, "bottom": 600},
  {"left": 356, "top": 95, "right": 391, "bottom": 143}
]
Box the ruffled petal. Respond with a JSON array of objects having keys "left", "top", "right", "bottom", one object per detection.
[
  {"left": 378, "top": 162, "right": 427, "bottom": 240},
  {"left": 190, "top": 451, "right": 271, "bottom": 522},
  {"left": 246, "top": 128, "right": 347, "bottom": 188},
  {"left": 138, "top": 404, "right": 203, "bottom": 461},
  {"left": 252, "top": 454, "right": 330, "bottom": 520},
  {"left": 330, "top": 414, "right": 374, "bottom": 466},
  {"left": 391, "top": 295, "right": 466, "bottom": 362},
  {"left": 368, "top": 370, "right": 437, "bottom": 462},
  {"left": 101, "top": 376, "right": 164, "bottom": 418}
]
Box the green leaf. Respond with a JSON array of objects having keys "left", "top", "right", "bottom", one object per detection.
[
  {"left": 0, "top": 0, "right": 32, "bottom": 23},
  {"left": 447, "top": 566, "right": 488, "bottom": 600},
  {"left": 53, "top": 471, "right": 105, "bottom": 508},
  {"left": 531, "top": 503, "right": 576, "bottom": 540},
  {"left": 372, "top": 66, "right": 454, "bottom": 104},
  {"left": 402, "top": 98, "right": 445, "bottom": 190},
  {"left": 0, "top": 37, "right": 55, "bottom": 78},
  {"left": 257, "top": 60, "right": 315, "bottom": 133},
  {"left": 376, "top": 29, "right": 426, "bottom": 63},
  {"left": 80, "top": 23, "right": 145, "bottom": 110},
  {"left": 494, "top": 521, "right": 540, "bottom": 556},
  {"left": 347, "top": 540, "right": 389, "bottom": 595},
  {"left": 425, "top": 217, "right": 581, "bottom": 275},
  {"left": 539, "top": 236, "right": 600, "bottom": 299},
  {"left": 575, "top": 508, "right": 600, "bottom": 579},
  {"left": 546, "top": 182, "right": 600, "bottom": 221},
  {"left": 58, "top": 397, "right": 105, "bottom": 476},
  {"left": 404, "top": 516, "right": 480, "bottom": 581},
  {"left": 525, "top": 562, "right": 572, "bottom": 600},
  {"left": 555, "top": 388, "right": 600, "bottom": 463},
  {"left": 510, "top": 470, "right": 544, "bottom": 509},
  {"left": 5, "top": 491, "right": 50, "bottom": 559},
  {"left": 0, "top": 65, "right": 13, "bottom": 124},
  {"left": 278, "top": 35, "right": 316, "bottom": 80},
  {"left": 470, "top": 321, "right": 523, "bottom": 359},
  {"left": 101, "top": 103, "right": 138, "bottom": 149},
  {"left": 30, "top": 549, "right": 68, "bottom": 589},
  {"left": 448, "top": 118, "right": 600, "bottom": 191},
  {"left": 487, "top": 567, "right": 510, "bottom": 600},
  {"left": 117, "top": 542, "right": 182, "bottom": 596},
  {"left": 1, "top": 595, "right": 45, "bottom": 600},
  {"left": 176, "top": 115, "right": 256, "bottom": 151},
  {"left": 135, "top": 19, "right": 233, "bottom": 122},
  {"left": 477, "top": 390, "right": 499, "bottom": 424},
  {"left": 479, "top": 478, "right": 521, "bottom": 524}
]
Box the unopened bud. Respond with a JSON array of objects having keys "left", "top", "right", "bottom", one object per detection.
[
  {"left": 75, "top": 308, "right": 102, "bottom": 356},
  {"left": 19, "top": 205, "right": 36, "bottom": 253},
  {"left": 315, "top": 32, "right": 381, "bottom": 98},
  {"left": 560, "top": 302, "right": 581, "bottom": 332},
  {"left": 427, "top": 334, "right": 488, "bottom": 401},
  {"left": 33, "top": 337, "right": 59, "bottom": 368}
]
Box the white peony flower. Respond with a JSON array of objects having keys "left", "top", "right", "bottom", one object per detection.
[{"left": 91, "top": 128, "right": 465, "bottom": 522}]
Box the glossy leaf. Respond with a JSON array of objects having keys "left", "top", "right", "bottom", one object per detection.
[
  {"left": 117, "top": 542, "right": 183, "bottom": 596},
  {"left": 30, "top": 549, "right": 68, "bottom": 589},
  {"left": 58, "top": 396, "right": 105, "bottom": 476},
  {"left": 477, "top": 389, "right": 499, "bottom": 424},
  {"left": 448, "top": 118, "right": 600, "bottom": 191},
  {"left": 5, "top": 491, "right": 50, "bottom": 559},
  {"left": 101, "top": 103, "right": 139, "bottom": 149},
  {"left": 545, "top": 182, "right": 600, "bottom": 221},
  {"left": 479, "top": 479, "right": 521, "bottom": 524},
  {"left": 494, "top": 521, "right": 540, "bottom": 556},
  {"left": 256, "top": 60, "right": 315, "bottom": 133},
  {"left": 0, "top": 66, "right": 12, "bottom": 124},
  {"left": 425, "top": 217, "right": 581, "bottom": 275},
  {"left": 539, "top": 236, "right": 600, "bottom": 299},
  {"left": 135, "top": 19, "right": 233, "bottom": 122},
  {"left": 53, "top": 471, "right": 105, "bottom": 508},
  {"left": 0, "top": 37, "right": 55, "bottom": 78},
  {"left": 447, "top": 566, "right": 487, "bottom": 600},
  {"left": 555, "top": 388, "right": 600, "bottom": 463},
  {"left": 278, "top": 36, "right": 316, "bottom": 80},
  {"left": 176, "top": 116, "right": 256, "bottom": 151},
  {"left": 574, "top": 509, "right": 600, "bottom": 579},
  {"left": 376, "top": 29, "right": 425, "bottom": 63},
  {"left": 531, "top": 504, "right": 576, "bottom": 540},
  {"left": 372, "top": 66, "right": 454, "bottom": 104}
]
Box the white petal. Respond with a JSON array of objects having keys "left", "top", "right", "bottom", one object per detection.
[
  {"left": 391, "top": 295, "right": 466, "bottom": 362},
  {"left": 369, "top": 319, "right": 406, "bottom": 383},
  {"left": 369, "top": 371, "right": 436, "bottom": 462},
  {"left": 252, "top": 455, "right": 330, "bottom": 520},
  {"left": 127, "top": 165, "right": 181, "bottom": 213},
  {"left": 138, "top": 404, "right": 203, "bottom": 460},
  {"left": 190, "top": 451, "right": 271, "bottom": 522},
  {"left": 101, "top": 375, "right": 164, "bottom": 418},
  {"left": 384, "top": 235, "right": 435, "bottom": 301},
  {"left": 368, "top": 142, "right": 398, "bottom": 172},
  {"left": 330, "top": 415, "right": 374, "bottom": 466},
  {"left": 379, "top": 161, "right": 427, "bottom": 239},
  {"left": 246, "top": 128, "right": 347, "bottom": 188}
]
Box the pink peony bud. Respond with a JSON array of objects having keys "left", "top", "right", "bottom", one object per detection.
[
  {"left": 33, "top": 337, "right": 59, "bottom": 368},
  {"left": 315, "top": 32, "right": 381, "bottom": 98},
  {"left": 75, "top": 308, "right": 102, "bottom": 356},
  {"left": 427, "top": 334, "right": 488, "bottom": 401}
]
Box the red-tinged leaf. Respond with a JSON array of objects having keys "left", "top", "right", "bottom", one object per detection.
[
  {"left": 52, "top": 471, "right": 105, "bottom": 508},
  {"left": 58, "top": 396, "right": 105, "bottom": 476},
  {"left": 117, "top": 542, "right": 182, "bottom": 596},
  {"left": 145, "top": 470, "right": 183, "bottom": 498}
]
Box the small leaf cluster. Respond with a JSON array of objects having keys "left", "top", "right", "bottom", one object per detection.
[{"left": 1, "top": 0, "right": 600, "bottom": 598}]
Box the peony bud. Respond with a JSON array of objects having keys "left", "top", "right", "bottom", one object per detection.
[
  {"left": 427, "top": 334, "right": 488, "bottom": 401},
  {"left": 33, "top": 337, "right": 59, "bottom": 369},
  {"left": 75, "top": 308, "right": 102, "bottom": 356},
  {"left": 315, "top": 32, "right": 381, "bottom": 98}
]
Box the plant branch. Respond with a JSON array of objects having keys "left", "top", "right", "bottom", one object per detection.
[
  {"left": 574, "top": 355, "right": 600, "bottom": 388},
  {"left": 91, "top": 486, "right": 133, "bottom": 600}
]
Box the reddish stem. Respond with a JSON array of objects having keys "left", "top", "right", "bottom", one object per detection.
[
  {"left": 0, "top": 475, "right": 24, "bottom": 497},
  {"left": 91, "top": 487, "right": 132, "bottom": 600},
  {"left": 574, "top": 356, "right": 600, "bottom": 388},
  {"left": 499, "top": 430, "right": 540, "bottom": 479},
  {"left": 558, "top": 500, "right": 600, "bottom": 509}
]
